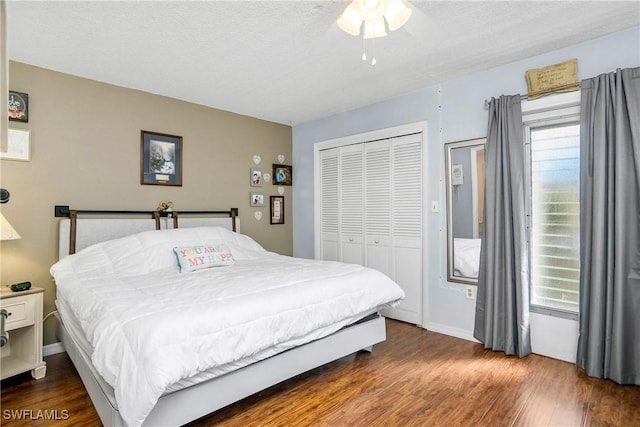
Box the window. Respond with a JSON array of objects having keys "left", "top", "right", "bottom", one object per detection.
[{"left": 523, "top": 93, "right": 581, "bottom": 317}]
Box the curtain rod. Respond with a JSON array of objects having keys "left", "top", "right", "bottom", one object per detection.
[
  {"left": 484, "top": 84, "right": 581, "bottom": 110},
  {"left": 483, "top": 95, "right": 528, "bottom": 110}
]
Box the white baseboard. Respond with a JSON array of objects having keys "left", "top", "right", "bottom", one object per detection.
[
  {"left": 43, "top": 341, "right": 66, "bottom": 356},
  {"left": 424, "top": 322, "right": 480, "bottom": 343}
]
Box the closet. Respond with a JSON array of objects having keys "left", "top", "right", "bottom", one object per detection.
[{"left": 316, "top": 130, "right": 423, "bottom": 325}]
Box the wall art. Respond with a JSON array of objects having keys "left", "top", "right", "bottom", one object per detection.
[{"left": 140, "top": 130, "right": 183, "bottom": 186}]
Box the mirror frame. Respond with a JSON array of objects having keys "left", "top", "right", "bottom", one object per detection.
[{"left": 445, "top": 137, "right": 486, "bottom": 285}]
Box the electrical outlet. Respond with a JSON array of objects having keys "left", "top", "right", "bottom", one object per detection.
[
  {"left": 431, "top": 201, "right": 439, "bottom": 212},
  {"left": 465, "top": 286, "right": 475, "bottom": 300}
]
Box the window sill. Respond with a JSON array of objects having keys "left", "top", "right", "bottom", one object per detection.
[{"left": 530, "top": 304, "right": 578, "bottom": 321}]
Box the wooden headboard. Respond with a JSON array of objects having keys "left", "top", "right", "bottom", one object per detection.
[{"left": 55, "top": 207, "right": 239, "bottom": 257}]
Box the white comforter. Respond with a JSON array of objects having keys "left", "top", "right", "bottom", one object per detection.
[{"left": 50, "top": 227, "right": 404, "bottom": 426}]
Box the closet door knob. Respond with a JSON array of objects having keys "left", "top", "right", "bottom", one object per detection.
[
  {"left": 349, "top": 237, "right": 354, "bottom": 242},
  {"left": 375, "top": 239, "right": 380, "bottom": 244}
]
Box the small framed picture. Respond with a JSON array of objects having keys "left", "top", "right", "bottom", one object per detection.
[
  {"left": 8, "top": 91, "right": 28, "bottom": 123},
  {"left": 272, "top": 164, "right": 292, "bottom": 186},
  {"left": 250, "top": 192, "right": 264, "bottom": 207},
  {"left": 270, "top": 196, "right": 285, "bottom": 224},
  {"left": 250, "top": 168, "right": 263, "bottom": 187},
  {"left": 141, "top": 130, "right": 183, "bottom": 186}
]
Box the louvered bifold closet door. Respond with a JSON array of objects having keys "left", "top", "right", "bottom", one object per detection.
[
  {"left": 365, "top": 140, "right": 392, "bottom": 277},
  {"left": 319, "top": 148, "right": 340, "bottom": 261},
  {"left": 339, "top": 144, "right": 364, "bottom": 266},
  {"left": 386, "top": 133, "right": 423, "bottom": 324}
]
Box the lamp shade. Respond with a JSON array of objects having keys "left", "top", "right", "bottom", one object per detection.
[
  {"left": 0, "top": 213, "right": 21, "bottom": 240},
  {"left": 337, "top": 1, "right": 363, "bottom": 36},
  {"left": 358, "top": 0, "right": 385, "bottom": 20},
  {"left": 384, "top": 0, "right": 412, "bottom": 31}
]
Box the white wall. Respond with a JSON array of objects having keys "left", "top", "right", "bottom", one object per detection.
[{"left": 292, "top": 27, "right": 640, "bottom": 338}]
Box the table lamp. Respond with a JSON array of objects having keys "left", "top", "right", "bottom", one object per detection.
[
  {"left": 0, "top": 212, "right": 20, "bottom": 347},
  {"left": 0, "top": 212, "right": 21, "bottom": 240}
]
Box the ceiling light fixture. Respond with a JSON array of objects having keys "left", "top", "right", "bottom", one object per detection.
[
  {"left": 338, "top": 0, "right": 412, "bottom": 39},
  {"left": 338, "top": 0, "right": 412, "bottom": 64}
]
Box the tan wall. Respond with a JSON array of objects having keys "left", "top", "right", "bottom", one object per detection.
[{"left": 1, "top": 62, "right": 293, "bottom": 345}]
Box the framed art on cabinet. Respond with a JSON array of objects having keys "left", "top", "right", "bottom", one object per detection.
[
  {"left": 272, "top": 164, "right": 292, "bottom": 186},
  {"left": 270, "top": 196, "right": 284, "bottom": 224},
  {"left": 140, "top": 130, "right": 183, "bottom": 186}
]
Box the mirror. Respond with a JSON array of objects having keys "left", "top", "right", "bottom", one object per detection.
[{"left": 445, "top": 138, "right": 486, "bottom": 284}]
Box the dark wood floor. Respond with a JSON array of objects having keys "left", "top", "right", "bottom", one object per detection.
[{"left": 2, "top": 319, "right": 639, "bottom": 426}]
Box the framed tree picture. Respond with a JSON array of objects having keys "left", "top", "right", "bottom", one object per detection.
[{"left": 140, "top": 130, "right": 183, "bottom": 186}]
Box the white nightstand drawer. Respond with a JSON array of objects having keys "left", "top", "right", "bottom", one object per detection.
[
  {"left": 1, "top": 287, "right": 46, "bottom": 381},
  {"left": 1, "top": 295, "right": 36, "bottom": 330}
]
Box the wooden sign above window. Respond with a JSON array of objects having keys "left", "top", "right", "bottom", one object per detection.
[{"left": 525, "top": 58, "right": 580, "bottom": 100}]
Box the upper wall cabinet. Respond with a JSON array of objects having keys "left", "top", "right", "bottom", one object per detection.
[{"left": 317, "top": 133, "right": 423, "bottom": 325}]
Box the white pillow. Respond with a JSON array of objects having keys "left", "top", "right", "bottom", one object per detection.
[{"left": 173, "top": 244, "right": 235, "bottom": 272}]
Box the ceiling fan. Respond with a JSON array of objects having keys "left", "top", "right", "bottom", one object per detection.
[{"left": 312, "top": 0, "right": 432, "bottom": 65}]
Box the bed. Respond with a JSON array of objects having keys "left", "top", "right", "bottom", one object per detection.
[{"left": 51, "top": 208, "right": 405, "bottom": 426}]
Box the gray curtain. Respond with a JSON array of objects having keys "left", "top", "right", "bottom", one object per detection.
[
  {"left": 577, "top": 67, "right": 640, "bottom": 385},
  {"left": 474, "top": 95, "right": 531, "bottom": 357}
]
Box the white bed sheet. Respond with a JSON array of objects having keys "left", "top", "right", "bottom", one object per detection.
[{"left": 51, "top": 226, "right": 404, "bottom": 427}]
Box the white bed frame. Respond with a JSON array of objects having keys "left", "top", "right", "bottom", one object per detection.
[{"left": 55, "top": 211, "right": 388, "bottom": 426}]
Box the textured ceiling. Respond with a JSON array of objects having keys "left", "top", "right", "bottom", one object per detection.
[{"left": 6, "top": 1, "right": 640, "bottom": 125}]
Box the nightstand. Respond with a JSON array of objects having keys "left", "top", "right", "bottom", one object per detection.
[{"left": 0, "top": 286, "right": 46, "bottom": 380}]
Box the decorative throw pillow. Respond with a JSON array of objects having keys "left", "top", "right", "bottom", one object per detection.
[{"left": 173, "top": 244, "right": 235, "bottom": 272}]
